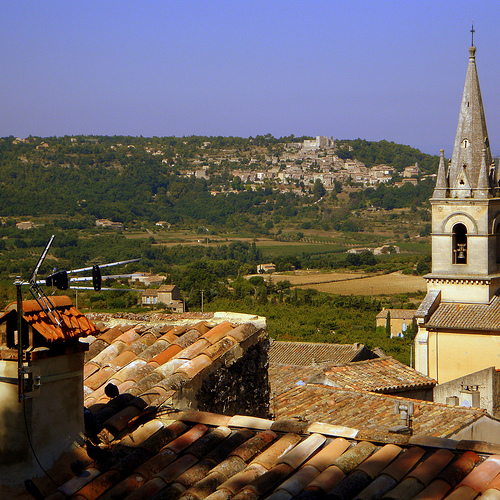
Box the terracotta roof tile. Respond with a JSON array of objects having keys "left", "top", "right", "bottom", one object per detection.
[
  {"left": 278, "top": 433, "right": 326, "bottom": 469},
  {"left": 203, "top": 321, "right": 235, "bottom": 343},
  {"left": 445, "top": 484, "right": 481, "bottom": 499},
  {"left": 322, "top": 356, "right": 436, "bottom": 393},
  {"left": 456, "top": 455, "right": 500, "bottom": 493},
  {"left": 356, "top": 444, "right": 402, "bottom": 478},
  {"left": 94, "top": 326, "right": 124, "bottom": 345},
  {"left": 269, "top": 340, "right": 371, "bottom": 366},
  {"left": 149, "top": 343, "right": 182, "bottom": 364},
  {"left": 412, "top": 479, "right": 453, "bottom": 500},
  {"left": 274, "top": 385, "right": 486, "bottom": 439},
  {"left": 304, "top": 464, "right": 346, "bottom": 495},
  {"left": 139, "top": 339, "right": 172, "bottom": 362},
  {"left": 426, "top": 296, "right": 500, "bottom": 331},
  {"left": 230, "top": 431, "right": 277, "bottom": 462},
  {"left": 481, "top": 488, "right": 500, "bottom": 500},
  {"left": 3, "top": 295, "right": 99, "bottom": 343},
  {"left": 34, "top": 405, "right": 500, "bottom": 500},
  {"left": 272, "top": 465, "right": 319, "bottom": 498},
  {"left": 250, "top": 433, "right": 302, "bottom": 469}
]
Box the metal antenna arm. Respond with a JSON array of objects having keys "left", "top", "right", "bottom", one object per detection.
[{"left": 30, "top": 234, "right": 55, "bottom": 283}]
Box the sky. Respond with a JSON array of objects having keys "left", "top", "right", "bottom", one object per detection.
[{"left": 2, "top": 0, "right": 500, "bottom": 155}]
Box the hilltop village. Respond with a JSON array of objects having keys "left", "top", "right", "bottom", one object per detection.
[
  {"left": 10, "top": 133, "right": 433, "bottom": 198},
  {"left": 5, "top": 42, "right": 500, "bottom": 500},
  {"left": 174, "top": 137, "right": 429, "bottom": 195}
]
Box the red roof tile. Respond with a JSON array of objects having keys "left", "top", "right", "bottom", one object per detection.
[
  {"left": 426, "top": 296, "right": 500, "bottom": 331},
  {"left": 322, "top": 356, "right": 437, "bottom": 393},
  {"left": 24, "top": 406, "right": 500, "bottom": 500},
  {"left": 1, "top": 295, "right": 98, "bottom": 342},
  {"left": 273, "top": 384, "right": 488, "bottom": 439},
  {"left": 268, "top": 340, "right": 373, "bottom": 366}
]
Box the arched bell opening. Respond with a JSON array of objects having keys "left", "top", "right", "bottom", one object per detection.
[{"left": 453, "top": 223, "right": 467, "bottom": 264}]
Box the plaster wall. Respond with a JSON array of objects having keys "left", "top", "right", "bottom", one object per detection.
[
  {"left": 0, "top": 352, "right": 85, "bottom": 486},
  {"left": 425, "top": 281, "right": 495, "bottom": 303},
  {"left": 449, "top": 415, "right": 500, "bottom": 444},
  {"left": 433, "top": 366, "right": 499, "bottom": 415},
  {"left": 427, "top": 330, "right": 500, "bottom": 383}
]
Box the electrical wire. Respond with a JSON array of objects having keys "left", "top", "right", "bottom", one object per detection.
[{"left": 22, "top": 395, "right": 59, "bottom": 487}]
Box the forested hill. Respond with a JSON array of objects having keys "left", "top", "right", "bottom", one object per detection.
[
  {"left": 0, "top": 135, "right": 438, "bottom": 224},
  {"left": 335, "top": 139, "right": 438, "bottom": 173}
]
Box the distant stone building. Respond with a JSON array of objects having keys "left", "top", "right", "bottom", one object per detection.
[
  {"left": 376, "top": 308, "right": 417, "bottom": 338},
  {"left": 403, "top": 163, "right": 421, "bottom": 178},
  {"left": 257, "top": 263, "right": 276, "bottom": 273},
  {"left": 95, "top": 219, "right": 123, "bottom": 230},
  {"left": 141, "top": 284, "right": 184, "bottom": 312},
  {"left": 302, "top": 136, "right": 334, "bottom": 151},
  {"left": 16, "top": 221, "right": 34, "bottom": 230}
]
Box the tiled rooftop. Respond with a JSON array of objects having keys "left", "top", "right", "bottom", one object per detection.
[
  {"left": 268, "top": 363, "right": 323, "bottom": 398},
  {"left": 321, "top": 357, "right": 437, "bottom": 393},
  {"left": 21, "top": 408, "right": 500, "bottom": 500},
  {"left": 1, "top": 295, "right": 99, "bottom": 343},
  {"left": 273, "top": 384, "right": 490, "bottom": 441},
  {"left": 82, "top": 316, "right": 268, "bottom": 421},
  {"left": 268, "top": 340, "right": 376, "bottom": 366},
  {"left": 425, "top": 295, "right": 500, "bottom": 331}
]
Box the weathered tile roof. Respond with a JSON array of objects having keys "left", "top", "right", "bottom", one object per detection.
[
  {"left": 321, "top": 357, "right": 437, "bottom": 393},
  {"left": 24, "top": 407, "right": 500, "bottom": 500},
  {"left": 425, "top": 296, "right": 500, "bottom": 331},
  {"left": 376, "top": 308, "right": 417, "bottom": 320},
  {"left": 268, "top": 340, "right": 374, "bottom": 366},
  {"left": 273, "top": 384, "right": 489, "bottom": 440},
  {"left": 82, "top": 317, "right": 266, "bottom": 416},
  {"left": 1, "top": 295, "right": 98, "bottom": 342},
  {"left": 268, "top": 363, "right": 323, "bottom": 398}
]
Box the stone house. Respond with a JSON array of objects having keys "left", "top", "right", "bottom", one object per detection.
[
  {"left": 377, "top": 308, "right": 417, "bottom": 337},
  {"left": 141, "top": 284, "right": 184, "bottom": 312}
]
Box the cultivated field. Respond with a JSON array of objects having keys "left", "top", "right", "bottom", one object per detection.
[{"left": 266, "top": 270, "right": 427, "bottom": 296}]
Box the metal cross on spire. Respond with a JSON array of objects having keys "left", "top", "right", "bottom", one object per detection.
[{"left": 471, "top": 21, "right": 475, "bottom": 47}]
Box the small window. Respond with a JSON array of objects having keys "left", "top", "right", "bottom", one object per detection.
[
  {"left": 453, "top": 223, "right": 467, "bottom": 264},
  {"left": 462, "top": 139, "right": 469, "bottom": 149}
]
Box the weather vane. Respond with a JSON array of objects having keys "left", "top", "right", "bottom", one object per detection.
[{"left": 471, "top": 21, "right": 475, "bottom": 47}]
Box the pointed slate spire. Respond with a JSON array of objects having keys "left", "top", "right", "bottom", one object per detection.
[
  {"left": 475, "top": 147, "right": 490, "bottom": 198},
  {"left": 432, "top": 149, "right": 448, "bottom": 198},
  {"left": 449, "top": 45, "right": 492, "bottom": 197}
]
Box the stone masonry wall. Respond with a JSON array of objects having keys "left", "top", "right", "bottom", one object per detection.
[{"left": 196, "top": 339, "right": 270, "bottom": 418}]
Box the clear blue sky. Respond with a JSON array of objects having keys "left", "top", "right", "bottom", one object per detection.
[{"left": 2, "top": 0, "right": 500, "bottom": 155}]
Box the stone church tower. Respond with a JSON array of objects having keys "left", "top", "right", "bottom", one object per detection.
[{"left": 415, "top": 43, "right": 500, "bottom": 383}]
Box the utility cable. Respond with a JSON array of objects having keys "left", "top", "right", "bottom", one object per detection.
[{"left": 23, "top": 395, "right": 59, "bottom": 487}]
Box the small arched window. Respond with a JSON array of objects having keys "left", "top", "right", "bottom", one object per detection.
[{"left": 453, "top": 223, "right": 467, "bottom": 264}]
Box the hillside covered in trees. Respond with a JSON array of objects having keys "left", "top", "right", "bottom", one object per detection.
[{"left": 0, "top": 135, "right": 437, "bottom": 227}]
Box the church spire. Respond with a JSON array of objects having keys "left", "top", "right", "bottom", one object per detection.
[
  {"left": 448, "top": 43, "right": 493, "bottom": 197},
  {"left": 432, "top": 149, "right": 448, "bottom": 198},
  {"left": 476, "top": 147, "right": 490, "bottom": 198}
]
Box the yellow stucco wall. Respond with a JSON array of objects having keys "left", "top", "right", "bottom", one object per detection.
[{"left": 427, "top": 330, "right": 500, "bottom": 383}]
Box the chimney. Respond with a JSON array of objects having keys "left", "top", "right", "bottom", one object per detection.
[
  {"left": 0, "top": 295, "right": 97, "bottom": 487},
  {"left": 460, "top": 386, "right": 481, "bottom": 408}
]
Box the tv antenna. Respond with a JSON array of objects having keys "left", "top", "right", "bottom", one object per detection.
[{"left": 15, "top": 234, "right": 141, "bottom": 400}]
